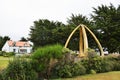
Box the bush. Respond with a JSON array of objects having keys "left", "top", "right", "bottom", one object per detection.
[
  {"left": 51, "top": 52, "right": 120, "bottom": 78},
  {"left": 32, "top": 44, "right": 63, "bottom": 60},
  {"left": 82, "top": 56, "right": 103, "bottom": 73},
  {"left": 0, "top": 73, "right": 3, "bottom": 80},
  {"left": 1, "top": 58, "right": 37, "bottom": 80},
  {"left": 82, "top": 56, "right": 114, "bottom": 73},
  {"left": 81, "top": 48, "right": 119, "bottom": 73},
  {"left": 71, "top": 62, "right": 86, "bottom": 76},
  {"left": 31, "top": 44, "right": 64, "bottom": 79},
  {"left": 103, "top": 54, "right": 120, "bottom": 71},
  {"left": 0, "top": 51, "right": 6, "bottom": 56},
  {"left": 62, "top": 48, "right": 71, "bottom": 53},
  {"left": 104, "top": 54, "right": 118, "bottom": 61},
  {"left": 87, "top": 48, "right": 98, "bottom": 58},
  {"left": 100, "top": 60, "right": 114, "bottom": 72},
  {"left": 3, "top": 52, "right": 15, "bottom": 57},
  {"left": 51, "top": 60, "right": 86, "bottom": 78},
  {"left": 117, "top": 55, "right": 120, "bottom": 60},
  {"left": 0, "top": 51, "right": 3, "bottom": 56},
  {"left": 113, "top": 61, "right": 120, "bottom": 71},
  {"left": 90, "top": 69, "right": 96, "bottom": 74},
  {"left": 54, "top": 63, "right": 72, "bottom": 78},
  {"left": 51, "top": 61, "right": 72, "bottom": 78}
]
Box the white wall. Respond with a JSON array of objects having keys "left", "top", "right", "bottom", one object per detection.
[
  {"left": 2, "top": 41, "right": 33, "bottom": 54},
  {"left": 2, "top": 41, "right": 9, "bottom": 52}
]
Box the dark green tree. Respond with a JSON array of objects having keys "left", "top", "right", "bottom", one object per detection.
[
  {"left": 29, "top": 19, "right": 65, "bottom": 48},
  {"left": 0, "top": 36, "right": 10, "bottom": 50},
  {"left": 67, "top": 14, "right": 91, "bottom": 26},
  {"left": 19, "top": 37, "right": 28, "bottom": 41},
  {"left": 91, "top": 4, "right": 120, "bottom": 53},
  {"left": 29, "top": 15, "right": 94, "bottom": 50},
  {"left": 52, "top": 25, "right": 74, "bottom": 47}
]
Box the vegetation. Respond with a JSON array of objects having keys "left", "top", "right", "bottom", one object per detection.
[
  {"left": 29, "top": 4, "right": 120, "bottom": 53},
  {"left": 0, "top": 51, "right": 15, "bottom": 57},
  {"left": 0, "top": 56, "right": 10, "bottom": 71},
  {"left": 1, "top": 58, "right": 37, "bottom": 80},
  {"left": 0, "top": 45, "right": 120, "bottom": 80},
  {"left": 52, "top": 61, "right": 86, "bottom": 78},
  {"left": 31, "top": 44, "right": 64, "bottom": 79},
  {"left": 51, "top": 48, "right": 120, "bottom": 79},
  {"left": 91, "top": 4, "right": 120, "bottom": 53},
  {"left": 31, "top": 44, "right": 120, "bottom": 79},
  {"left": 0, "top": 3, "right": 120, "bottom": 80},
  {"left": 29, "top": 15, "right": 92, "bottom": 50},
  {"left": 29, "top": 19, "right": 65, "bottom": 48},
  {"left": 0, "top": 36, "right": 10, "bottom": 50},
  {"left": 3, "top": 52, "right": 15, "bottom": 57},
  {"left": 19, "top": 37, "right": 28, "bottom": 41},
  {"left": 54, "top": 71, "right": 120, "bottom": 80}
]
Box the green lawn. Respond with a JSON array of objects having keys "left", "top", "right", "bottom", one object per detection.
[
  {"left": 0, "top": 56, "right": 13, "bottom": 71},
  {"left": 54, "top": 71, "right": 120, "bottom": 80}
]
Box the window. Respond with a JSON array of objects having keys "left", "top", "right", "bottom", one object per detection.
[{"left": 19, "top": 49, "right": 27, "bottom": 53}]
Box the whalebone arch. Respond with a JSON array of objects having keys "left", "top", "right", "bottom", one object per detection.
[{"left": 64, "top": 24, "right": 104, "bottom": 57}]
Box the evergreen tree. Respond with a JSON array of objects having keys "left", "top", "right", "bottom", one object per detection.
[{"left": 91, "top": 4, "right": 120, "bottom": 53}]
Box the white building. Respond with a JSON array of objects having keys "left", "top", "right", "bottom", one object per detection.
[{"left": 2, "top": 40, "right": 33, "bottom": 54}]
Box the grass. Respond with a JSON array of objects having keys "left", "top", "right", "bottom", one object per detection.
[
  {"left": 54, "top": 71, "right": 120, "bottom": 80},
  {"left": 0, "top": 56, "right": 29, "bottom": 71},
  {"left": 0, "top": 56, "right": 13, "bottom": 71}
]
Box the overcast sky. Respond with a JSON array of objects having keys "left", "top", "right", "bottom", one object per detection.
[{"left": 0, "top": 0, "right": 119, "bottom": 41}]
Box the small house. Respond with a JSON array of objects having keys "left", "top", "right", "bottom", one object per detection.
[{"left": 2, "top": 40, "right": 33, "bottom": 54}]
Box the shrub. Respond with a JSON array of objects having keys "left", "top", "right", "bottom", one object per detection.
[
  {"left": 100, "top": 60, "right": 114, "bottom": 72},
  {"left": 51, "top": 61, "right": 72, "bottom": 78},
  {"left": 31, "top": 44, "right": 64, "bottom": 79},
  {"left": 2, "top": 58, "right": 37, "bottom": 80},
  {"left": 90, "top": 69, "right": 96, "bottom": 74},
  {"left": 0, "top": 51, "right": 6, "bottom": 56},
  {"left": 3, "top": 52, "right": 15, "bottom": 57},
  {"left": 0, "top": 51, "right": 3, "bottom": 56},
  {"left": 81, "top": 48, "right": 117, "bottom": 73},
  {"left": 104, "top": 54, "right": 118, "bottom": 61},
  {"left": 113, "top": 61, "right": 120, "bottom": 71},
  {"left": 32, "top": 44, "right": 63, "bottom": 60},
  {"left": 82, "top": 56, "right": 103, "bottom": 73},
  {"left": 82, "top": 55, "right": 116, "bottom": 73},
  {"left": 87, "top": 48, "right": 98, "bottom": 58},
  {"left": 71, "top": 62, "right": 86, "bottom": 76},
  {"left": 103, "top": 54, "right": 120, "bottom": 71},
  {"left": 0, "top": 73, "right": 3, "bottom": 80},
  {"left": 117, "top": 55, "right": 120, "bottom": 60},
  {"left": 56, "top": 63, "right": 72, "bottom": 78},
  {"left": 51, "top": 60, "right": 86, "bottom": 78},
  {"left": 62, "top": 48, "right": 71, "bottom": 53}
]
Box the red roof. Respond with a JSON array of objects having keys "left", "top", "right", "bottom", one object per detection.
[
  {"left": 8, "top": 40, "right": 14, "bottom": 46},
  {"left": 7, "top": 40, "right": 31, "bottom": 47}
]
